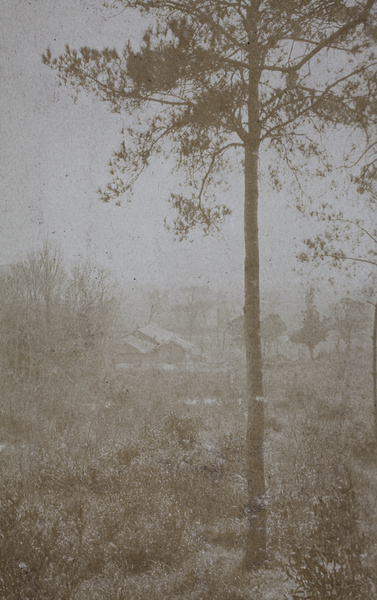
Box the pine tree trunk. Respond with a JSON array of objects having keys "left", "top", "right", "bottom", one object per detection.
[
  {"left": 243, "top": 4, "right": 266, "bottom": 567},
  {"left": 244, "top": 145, "right": 266, "bottom": 568},
  {"left": 373, "top": 303, "right": 377, "bottom": 442}
]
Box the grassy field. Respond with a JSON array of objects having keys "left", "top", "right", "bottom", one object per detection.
[{"left": 0, "top": 354, "right": 376, "bottom": 599}]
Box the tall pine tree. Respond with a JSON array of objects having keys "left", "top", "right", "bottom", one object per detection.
[{"left": 44, "top": 0, "right": 377, "bottom": 566}]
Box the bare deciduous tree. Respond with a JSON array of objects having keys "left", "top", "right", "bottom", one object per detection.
[{"left": 0, "top": 245, "right": 119, "bottom": 383}]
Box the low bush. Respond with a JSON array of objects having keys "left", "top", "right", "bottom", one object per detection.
[
  {"left": 0, "top": 380, "right": 250, "bottom": 599},
  {"left": 286, "top": 470, "right": 374, "bottom": 599}
]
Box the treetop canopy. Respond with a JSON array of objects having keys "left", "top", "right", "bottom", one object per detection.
[{"left": 43, "top": 0, "right": 377, "bottom": 238}]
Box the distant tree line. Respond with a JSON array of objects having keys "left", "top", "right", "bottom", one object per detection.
[
  {"left": 0, "top": 242, "right": 119, "bottom": 385},
  {"left": 226, "top": 288, "right": 371, "bottom": 361}
]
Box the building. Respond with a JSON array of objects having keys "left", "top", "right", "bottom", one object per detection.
[{"left": 115, "top": 323, "right": 198, "bottom": 367}]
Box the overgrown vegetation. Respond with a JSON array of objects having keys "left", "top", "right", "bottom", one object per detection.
[{"left": 1, "top": 352, "right": 375, "bottom": 598}]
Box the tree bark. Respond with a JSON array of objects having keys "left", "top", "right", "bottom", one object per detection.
[
  {"left": 373, "top": 303, "right": 377, "bottom": 442},
  {"left": 243, "top": 1, "right": 266, "bottom": 568}
]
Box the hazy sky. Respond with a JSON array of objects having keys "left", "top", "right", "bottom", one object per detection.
[{"left": 0, "top": 0, "right": 356, "bottom": 314}]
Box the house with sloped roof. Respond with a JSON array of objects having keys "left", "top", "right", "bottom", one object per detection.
[
  {"left": 136, "top": 323, "right": 195, "bottom": 353},
  {"left": 121, "top": 334, "right": 157, "bottom": 355},
  {"left": 115, "top": 323, "right": 199, "bottom": 367},
  {"left": 136, "top": 323, "right": 178, "bottom": 344}
]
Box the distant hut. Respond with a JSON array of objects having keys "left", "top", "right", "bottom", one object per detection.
[
  {"left": 115, "top": 323, "right": 198, "bottom": 367},
  {"left": 152, "top": 338, "right": 193, "bottom": 363},
  {"left": 115, "top": 333, "right": 158, "bottom": 366}
]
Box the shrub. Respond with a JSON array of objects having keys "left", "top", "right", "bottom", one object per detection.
[{"left": 286, "top": 470, "right": 374, "bottom": 599}]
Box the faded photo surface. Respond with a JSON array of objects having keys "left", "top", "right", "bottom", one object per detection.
[{"left": 1, "top": 1, "right": 377, "bottom": 598}]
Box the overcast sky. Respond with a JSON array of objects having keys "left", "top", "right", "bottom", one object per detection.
[{"left": 0, "top": 0, "right": 361, "bottom": 317}]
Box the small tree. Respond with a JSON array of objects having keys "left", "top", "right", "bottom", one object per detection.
[
  {"left": 290, "top": 288, "right": 329, "bottom": 360},
  {"left": 301, "top": 209, "right": 377, "bottom": 440},
  {"left": 65, "top": 262, "right": 119, "bottom": 374},
  {"left": 0, "top": 243, "right": 66, "bottom": 382},
  {"left": 144, "top": 288, "right": 168, "bottom": 325},
  {"left": 226, "top": 315, "right": 244, "bottom": 344},
  {"left": 173, "top": 286, "right": 212, "bottom": 344},
  {"left": 261, "top": 313, "right": 287, "bottom": 356},
  {"left": 215, "top": 291, "right": 235, "bottom": 356},
  {"left": 330, "top": 297, "right": 369, "bottom": 353}
]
